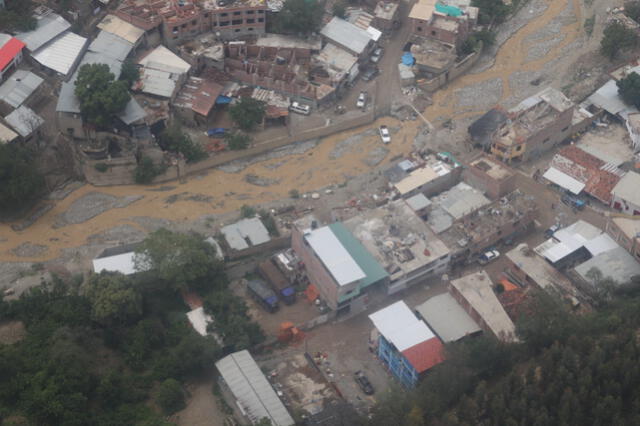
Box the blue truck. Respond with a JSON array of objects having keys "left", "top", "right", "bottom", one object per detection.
[
  {"left": 247, "top": 279, "right": 279, "bottom": 313},
  {"left": 258, "top": 259, "right": 296, "bottom": 305}
]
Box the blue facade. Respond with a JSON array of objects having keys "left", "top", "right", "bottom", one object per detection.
[{"left": 377, "top": 335, "right": 420, "bottom": 388}]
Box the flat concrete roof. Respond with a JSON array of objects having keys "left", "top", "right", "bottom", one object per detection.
[{"left": 415, "top": 292, "right": 481, "bottom": 342}]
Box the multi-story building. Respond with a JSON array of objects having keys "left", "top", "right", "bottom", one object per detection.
[
  {"left": 605, "top": 217, "right": 640, "bottom": 261},
  {"left": 462, "top": 154, "right": 515, "bottom": 200},
  {"left": 408, "top": 0, "right": 477, "bottom": 46}
]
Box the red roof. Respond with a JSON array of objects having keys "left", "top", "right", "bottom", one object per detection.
[
  {"left": 401, "top": 338, "right": 445, "bottom": 373},
  {"left": 0, "top": 38, "right": 25, "bottom": 71}
]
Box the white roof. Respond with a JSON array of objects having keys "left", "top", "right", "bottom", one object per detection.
[
  {"left": 612, "top": 171, "right": 640, "bottom": 206},
  {"left": 320, "top": 17, "right": 373, "bottom": 55},
  {"left": 366, "top": 26, "right": 382, "bottom": 42},
  {"left": 89, "top": 31, "right": 134, "bottom": 62},
  {"left": 215, "top": 350, "right": 295, "bottom": 426},
  {"left": 137, "top": 67, "right": 177, "bottom": 98},
  {"left": 92, "top": 251, "right": 139, "bottom": 275},
  {"left": 4, "top": 106, "right": 43, "bottom": 138},
  {"left": 304, "top": 226, "right": 366, "bottom": 286},
  {"left": 97, "top": 14, "right": 144, "bottom": 45},
  {"left": 186, "top": 307, "right": 213, "bottom": 337},
  {"left": 584, "top": 233, "right": 619, "bottom": 257},
  {"left": 221, "top": 217, "right": 271, "bottom": 251},
  {"left": 543, "top": 166, "right": 585, "bottom": 195},
  {"left": 16, "top": 13, "right": 70, "bottom": 51},
  {"left": 415, "top": 293, "right": 481, "bottom": 342},
  {"left": 0, "top": 122, "right": 18, "bottom": 144},
  {"left": 0, "top": 70, "right": 44, "bottom": 109},
  {"left": 405, "top": 193, "right": 432, "bottom": 211},
  {"left": 535, "top": 220, "right": 604, "bottom": 263},
  {"left": 369, "top": 301, "right": 435, "bottom": 351},
  {"left": 32, "top": 31, "right": 87, "bottom": 75},
  {"left": 139, "top": 45, "right": 191, "bottom": 74},
  {"left": 588, "top": 79, "right": 639, "bottom": 119}
]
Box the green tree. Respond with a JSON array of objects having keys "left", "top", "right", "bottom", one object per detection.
[
  {"left": 255, "top": 418, "right": 273, "bottom": 426},
  {"left": 626, "top": 1, "right": 640, "bottom": 23},
  {"left": 225, "top": 131, "right": 251, "bottom": 150},
  {"left": 75, "top": 63, "right": 130, "bottom": 128},
  {"left": 84, "top": 272, "right": 142, "bottom": 326},
  {"left": 332, "top": 1, "right": 346, "bottom": 18},
  {"left": 273, "top": 0, "right": 323, "bottom": 34},
  {"left": 0, "top": 0, "right": 36, "bottom": 32},
  {"left": 617, "top": 71, "right": 640, "bottom": 108},
  {"left": 0, "top": 144, "right": 45, "bottom": 216},
  {"left": 134, "top": 156, "right": 165, "bottom": 184},
  {"left": 600, "top": 22, "right": 638, "bottom": 60},
  {"left": 158, "top": 124, "right": 207, "bottom": 163},
  {"left": 119, "top": 61, "right": 140, "bottom": 87},
  {"left": 156, "top": 379, "right": 185, "bottom": 414},
  {"left": 472, "top": 0, "right": 510, "bottom": 25},
  {"left": 229, "top": 97, "right": 266, "bottom": 131},
  {"left": 240, "top": 204, "right": 256, "bottom": 218}
]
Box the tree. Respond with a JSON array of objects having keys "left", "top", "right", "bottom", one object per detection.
[
  {"left": 273, "top": 0, "right": 323, "bottom": 34},
  {"left": 156, "top": 379, "right": 185, "bottom": 414},
  {"left": 625, "top": 1, "right": 640, "bottom": 23},
  {"left": 75, "top": 63, "right": 130, "bottom": 128},
  {"left": 0, "top": 144, "right": 45, "bottom": 216},
  {"left": 84, "top": 272, "right": 142, "bottom": 326},
  {"left": 472, "top": 0, "right": 510, "bottom": 25},
  {"left": 134, "top": 156, "right": 165, "bottom": 184},
  {"left": 240, "top": 204, "right": 256, "bottom": 218},
  {"left": 332, "top": 1, "right": 346, "bottom": 18},
  {"left": 0, "top": 0, "right": 36, "bottom": 32},
  {"left": 255, "top": 418, "right": 273, "bottom": 426},
  {"left": 119, "top": 61, "right": 140, "bottom": 87},
  {"left": 225, "top": 131, "right": 251, "bottom": 150},
  {"left": 617, "top": 72, "right": 640, "bottom": 108},
  {"left": 229, "top": 97, "right": 266, "bottom": 131},
  {"left": 158, "top": 124, "right": 207, "bottom": 163},
  {"left": 134, "top": 228, "right": 225, "bottom": 292},
  {"left": 600, "top": 22, "right": 638, "bottom": 60}
]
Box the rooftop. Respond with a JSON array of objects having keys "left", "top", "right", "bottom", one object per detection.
[
  {"left": 31, "top": 31, "right": 87, "bottom": 76},
  {"left": 410, "top": 35, "right": 456, "bottom": 72},
  {"left": 405, "top": 193, "right": 432, "bottom": 211},
  {"left": 611, "top": 217, "right": 640, "bottom": 241},
  {"left": 0, "top": 36, "right": 25, "bottom": 71},
  {"left": 117, "top": 97, "right": 147, "bottom": 125},
  {"left": 468, "top": 108, "right": 508, "bottom": 148},
  {"left": 394, "top": 161, "right": 453, "bottom": 196},
  {"left": 0, "top": 70, "right": 44, "bottom": 109},
  {"left": 97, "top": 14, "right": 145, "bottom": 45},
  {"left": 89, "top": 31, "right": 134, "bottom": 62},
  {"left": 0, "top": 122, "right": 18, "bottom": 144},
  {"left": 409, "top": 0, "right": 436, "bottom": 21},
  {"left": 586, "top": 79, "right": 637, "bottom": 119},
  {"left": 342, "top": 199, "right": 450, "bottom": 283},
  {"left": 449, "top": 270, "right": 517, "bottom": 342},
  {"left": 138, "top": 45, "right": 191, "bottom": 74},
  {"left": 4, "top": 105, "right": 43, "bottom": 138},
  {"left": 178, "top": 33, "right": 224, "bottom": 61},
  {"left": 374, "top": 1, "right": 399, "bottom": 20},
  {"left": 431, "top": 14, "right": 459, "bottom": 32},
  {"left": 174, "top": 76, "right": 223, "bottom": 116},
  {"left": 534, "top": 220, "right": 613, "bottom": 264},
  {"left": 415, "top": 292, "right": 481, "bottom": 342},
  {"left": 215, "top": 350, "right": 295, "bottom": 426},
  {"left": 314, "top": 43, "right": 359, "bottom": 83},
  {"left": 92, "top": 251, "right": 139, "bottom": 275},
  {"left": 56, "top": 81, "right": 81, "bottom": 113},
  {"left": 221, "top": 217, "right": 270, "bottom": 251},
  {"left": 575, "top": 246, "right": 640, "bottom": 286},
  {"left": 15, "top": 11, "right": 70, "bottom": 51},
  {"left": 320, "top": 17, "right": 373, "bottom": 55},
  {"left": 468, "top": 156, "right": 513, "bottom": 181},
  {"left": 506, "top": 243, "right": 577, "bottom": 296},
  {"left": 612, "top": 171, "right": 640, "bottom": 207},
  {"left": 429, "top": 182, "right": 491, "bottom": 221},
  {"left": 255, "top": 34, "right": 322, "bottom": 51}
]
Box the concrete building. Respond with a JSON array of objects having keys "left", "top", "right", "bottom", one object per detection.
[
  {"left": 291, "top": 221, "right": 389, "bottom": 314},
  {"left": 215, "top": 350, "right": 295, "bottom": 426},
  {"left": 177, "top": 33, "right": 225, "bottom": 71},
  {"left": 0, "top": 70, "right": 44, "bottom": 115},
  {"left": 462, "top": 154, "right": 515, "bottom": 200},
  {"left": 0, "top": 34, "right": 25, "bottom": 81},
  {"left": 343, "top": 199, "right": 451, "bottom": 295},
  {"left": 426, "top": 182, "right": 491, "bottom": 233},
  {"left": 408, "top": 0, "right": 476, "bottom": 46},
  {"left": 610, "top": 171, "right": 640, "bottom": 215},
  {"left": 97, "top": 14, "right": 147, "bottom": 48},
  {"left": 320, "top": 17, "right": 375, "bottom": 58},
  {"left": 449, "top": 271, "right": 517, "bottom": 342},
  {"left": 468, "top": 108, "right": 508, "bottom": 151},
  {"left": 575, "top": 246, "right": 640, "bottom": 287},
  {"left": 369, "top": 301, "right": 444, "bottom": 388},
  {"left": 605, "top": 217, "right": 640, "bottom": 261},
  {"left": 220, "top": 217, "right": 271, "bottom": 253},
  {"left": 392, "top": 157, "right": 461, "bottom": 198},
  {"left": 135, "top": 45, "right": 191, "bottom": 99},
  {"left": 404, "top": 193, "right": 431, "bottom": 218},
  {"left": 373, "top": 1, "right": 399, "bottom": 31},
  {"left": 415, "top": 293, "right": 481, "bottom": 343},
  {"left": 409, "top": 35, "right": 456, "bottom": 76},
  {"left": 490, "top": 87, "right": 575, "bottom": 163}
]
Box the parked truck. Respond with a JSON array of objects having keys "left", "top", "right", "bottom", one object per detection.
[
  {"left": 247, "top": 279, "right": 279, "bottom": 313},
  {"left": 258, "top": 259, "right": 296, "bottom": 305}
]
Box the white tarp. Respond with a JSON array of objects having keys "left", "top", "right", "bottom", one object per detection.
[{"left": 369, "top": 301, "right": 435, "bottom": 351}]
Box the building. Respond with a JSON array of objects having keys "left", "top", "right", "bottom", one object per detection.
[
  {"left": 173, "top": 76, "right": 223, "bottom": 126},
  {"left": 177, "top": 33, "right": 225, "bottom": 71},
  {"left": 97, "top": 14, "right": 146, "bottom": 49},
  {"left": 15, "top": 9, "right": 70, "bottom": 52},
  {"left": 462, "top": 154, "right": 515, "bottom": 200},
  {"left": 605, "top": 217, "right": 640, "bottom": 261},
  {"left": 0, "top": 34, "right": 26, "bottom": 81},
  {"left": 342, "top": 199, "right": 451, "bottom": 295},
  {"left": 574, "top": 246, "right": 640, "bottom": 287},
  {"left": 425, "top": 182, "right": 491, "bottom": 233},
  {"left": 542, "top": 145, "right": 624, "bottom": 204},
  {"left": 220, "top": 217, "right": 271, "bottom": 253},
  {"left": 490, "top": 87, "right": 574, "bottom": 162},
  {"left": 392, "top": 157, "right": 461, "bottom": 198},
  {"left": 449, "top": 271, "right": 517, "bottom": 342},
  {"left": 505, "top": 243, "right": 578, "bottom": 298},
  {"left": 408, "top": 0, "right": 476, "bottom": 46},
  {"left": 320, "top": 17, "right": 375, "bottom": 58},
  {"left": 404, "top": 193, "right": 431, "bottom": 218},
  {"left": 468, "top": 108, "right": 508, "bottom": 151},
  {"left": 291, "top": 220, "right": 389, "bottom": 314},
  {"left": 56, "top": 81, "right": 83, "bottom": 138},
  {"left": 610, "top": 171, "right": 640, "bottom": 215},
  {"left": 0, "top": 70, "right": 44, "bottom": 115},
  {"left": 409, "top": 35, "right": 456, "bottom": 76},
  {"left": 369, "top": 301, "right": 445, "bottom": 387},
  {"left": 313, "top": 43, "right": 360, "bottom": 88},
  {"left": 4, "top": 105, "right": 43, "bottom": 140},
  {"left": 135, "top": 45, "right": 191, "bottom": 99},
  {"left": 414, "top": 293, "right": 481, "bottom": 343},
  {"left": 31, "top": 31, "right": 87, "bottom": 76},
  {"left": 0, "top": 122, "right": 18, "bottom": 144},
  {"left": 215, "top": 350, "right": 295, "bottom": 426},
  {"left": 373, "top": 1, "right": 399, "bottom": 31},
  {"left": 92, "top": 243, "right": 150, "bottom": 275},
  {"left": 115, "top": 0, "right": 269, "bottom": 47}
]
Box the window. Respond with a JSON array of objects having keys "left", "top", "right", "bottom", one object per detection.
[
  {"left": 220, "top": 20, "right": 230, "bottom": 26},
  {"left": 258, "top": 10, "right": 264, "bottom": 13},
  {"left": 204, "top": 13, "right": 209, "bottom": 18},
  {"left": 181, "top": 23, "right": 187, "bottom": 28},
  {"left": 234, "top": 28, "right": 241, "bottom": 32},
  {"left": 173, "top": 26, "right": 178, "bottom": 31},
  {"left": 543, "top": 137, "right": 550, "bottom": 143},
  {"left": 246, "top": 10, "right": 254, "bottom": 14},
  {"left": 233, "top": 11, "right": 241, "bottom": 15},
  {"left": 232, "top": 19, "right": 242, "bottom": 25},
  {"left": 248, "top": 27, "right": 254, "bottom": 31},
  {"left": 221, "top": 12, "right": 228, "bottom": 16},
  {"left": 246, "top": 18, "right": 255, "bottom": 23},
  {"left": 417, "top": 26, "right": 422, "bottom": 31},
  {"left": 192, "top": 19, "right": 197, "bottom": 25},
  {"left": 431, "top": 30, "right": 436, "bottom": 36},
  {"left": 258, "top": 17, "right": 264, "bottom": 22},
  {"left": 212, "top": 21, "right": 217, "bottom": 26}
]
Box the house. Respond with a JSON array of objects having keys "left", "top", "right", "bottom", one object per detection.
[
  {"left": 490, "top": 87, "right": 575, "bottom": 162},
  {"left": 220, "top": 217, "right": 271, "bottom": 253},
  {"left": 610, "top": 171, "right": 640, "bottom": 215},
  {"left": 392, "top": 157, "right": 461, "bottom": 198},
  {"left": 291, "top": 219, "right": 389, "bottom": 314},
  {"left": 373, "top": 1, "right": 400, "bottom": 31},
  {"left": 30, "top": 31, "right": 87, "bottom": 76},
  {"left": 409, "top": 35, "right": 457, "bottom": 76},
  {"left": 342, "top": 199, "right": 451, "bottom": 295},
  {"left": 15, "top": 9, "right": 70, "bottom": 52},
  {"left": 462, "top": 154, "right": 515, "bottom": 200},
  {"left": 56, "top": 81, "right": 83, "bottom": 138},
  {"left": 408, "top": 0, "right": 476, "bottom": 46},
  {"left": 0, "top": 122, "right": 18, "bottom": 144},
  {"left": 605, "top": 217, "right": 640, "bottom": 261},
  {"left": 135, "top": 45, "right": 191, "bottom": 99},
  {"left": 449, "top": 271, "right": 518, "bottom": 342},
  {"left": 426, "top": 182, "right": 491, "bottom": 233},
  {"left": 320, "top": 17, "right": 375, "bottom": 58},
  {"left": 404, "top": 193, "right": 431, "bottom": 218},
  {"left": 92, "top": 244, "right": 150, "bottom": 275},
  {"left": 0, "top": 70, "right": 44, "bottom": 115},
  {"left": 369, "top": 301, "right": 445, "bottom": 387},
  {"left": 173, "top": 76, "right": 223, "bottom": 126},
  {"left": 414, "top": 293, "right": 481, "bottom": 343},
  {"left": 97, "top": 14, "right": 146, "bottom": 49},
  {"left": 313, "top": 43, "right": 360, "bottom": 88},
  {"left": 215, "top": 350, "right": 295, "bottom": 426},
  {"left": 0, "top": 34, "right": 26, "bottom": 81},
  {"left": 468, "top": 108, "right": 508, "bottom": 151},
  {"left": 574, "top": 246, "right": 640, "bottom": 287},
  {"left": 4, "top": 105, "right": 44, "bottom": 140}
]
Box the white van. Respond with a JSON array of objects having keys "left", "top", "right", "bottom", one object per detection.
[{"left": 289, "top": 101, "right": 311, "bottom": 115}]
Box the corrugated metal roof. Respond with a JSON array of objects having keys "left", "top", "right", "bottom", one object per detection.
[
  {"left": 588, "top": 79, "right": 638, "bottom": 118},
  {"left": 97, "top": 14, "right": 145, "bottom": 45},
  {"left": 117, "top": 97, "right": 146, "bottom": 125},
  {"left": 215, "top": 350, "right": 295, "bottom": 426},
  {"left": 0, "top": 122, "right": 18, "bottom": 143},
  {"left": 320, "top": 17, "right": 372, "bottom": 55},
  {"left": 405, "top": 193, "right": 431, "bottom": 211},
  {"left": 435, "top": 182, "right": 491, "bottom": 220},
  {"left": 137, "top": 67, "right": 176, "bottom": 98},
  {"left": 612, "top": 171, "right": 640, "bottom": 207},
  {"left": 138, "top": 45, "right": 191, "bottom": 74},
  {"left": 303, "top": 225, "right": 366, "bottom": 286},
  {"left": 92, "top": 251, "right": 138, "bottom": 275},
  {"left": 369, "top": 301, "right": 435, "bottom": 351},
  {"left": 32, "top": 31, "right": 87, "bottom": 75},
  {"left": 0, "top": 70, "right": 44, "bottom": 109},
  {"left": 89, "top": 31, "right": 133, "bottom": 62},
  {"left": 542, "top": 166, "right": 585, "bottom": 195},
  {"left": 186, "top": 307, "right": 213, "bottom": 337},
  {"left": 4, "top": 105, "right": 43, "bottom": 137},
  {"left": 221, "top": 217, "right": 271, "bottom": 251},
  {"left": 0, "top": 37, "right": 25, "bottom": 71},
  {"left": 16, "top": 13, "right": 71, "bottom": 51},
  {"left": 56, "top": 81, "right": 81, "bottom": 113},
  {"left": 415, "top": 293, "right": 481, "bottom": 342}
]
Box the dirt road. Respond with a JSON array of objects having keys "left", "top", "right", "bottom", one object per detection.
[{"left": 0, "top": 0, "right": 590, "bottom": 264}]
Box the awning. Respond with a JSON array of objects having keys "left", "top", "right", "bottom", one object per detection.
[{"left": 543, "top": 167, "right": 585, "bottom": 195}]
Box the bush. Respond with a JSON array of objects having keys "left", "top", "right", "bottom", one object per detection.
[
  {"left": 240, "top": 205, "right": 256, "bottom": 218},
  {"left": 617, "top": 71, "right": 640, "bottom": 108},
  {"left": 159, "top": 125, "right": 207, "bottom": 163},
  {"left": 229, "top": 98, "right": 265, "bottom": 131},
  {"left": 332, "top": 1, "right": 346, "bottom": 18},
  {"left": 225, "top": 131, "right": 251, "bottom": 150},
  {"left": 259, "top": 209, "right": 280, "bottom": 237},
  {"left": 94, "top": 163, "right": 109, "bottom": 173},
  {"left": 600, "top": 22, "right": 638, "bottom": 60},
  {"left": 134, "top": 157, "right": 165, "bottom": 184},
  {"left": 289, "top": 189, "right": 300, "bottom": 199},
  {"left": 156, "top": 379, "right": 185, "bottom": 414}
]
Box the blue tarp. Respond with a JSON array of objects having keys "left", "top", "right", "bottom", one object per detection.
[
  {"left": 402, "top": 52, "right": 414, "bottom": 66},
  {"left": 206, "top": 128, "right": 227, "bottom": 137},
  {"left": 216, "top": 95, "right": 232, "bottom": 104}
]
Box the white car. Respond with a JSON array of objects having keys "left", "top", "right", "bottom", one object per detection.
[
  {"left": 379, "top": 125, "right": 391, "bottom": 144},
  {"left": 289, "top": 101, "right": 311, "bottom": 115},
  {"left": 371, "top": 47, "right": 383, "bottom": 64},
  {"left": 356, "top": 91, "right": 367, "bottom": 109},
  {"left": 478, "top": 249, "right": 500, "bottom": 265}
]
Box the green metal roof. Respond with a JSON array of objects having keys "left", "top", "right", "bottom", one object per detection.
[
  {"left": 329, "top": 222, "right": 389, "bottom": 303},
  {"left": 435, "top": 3, "right": 462, "bottom": 17}
]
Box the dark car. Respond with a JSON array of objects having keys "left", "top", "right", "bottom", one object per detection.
[
  {"left": 206, "top": 128, "right": 227, "bottom": 137},
  {"left": 354, "top": 371, "right": 374, "bottom": 395},
  {"left": 361, "top": 66, "right": 380, "bottom": 81}
]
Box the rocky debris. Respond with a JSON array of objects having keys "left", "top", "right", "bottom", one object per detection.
[
  {"left": 390, "top": 102, "right": 418, "bottom": 121},
  {"left": 86, "top": 225, "right": 146, "bottom": 245},
  {"left": 526, "top": 35, "right": 565, "bottom": 62},
  {"left": 329, "top": 128, "right": 378, "bottom": 160},
  {"left": 147, "top": 185, "right": 177, "bottom": 192},
  {"left": 47, "top": 181, "right": 84, "bottom": 201},
  {"left": 216, "top": 139, "right": 319, "bottom": 173},
  {"left": 245, "top": 174, "right": 281, "bottom": 187},
  {"left": 164, "top": 192, "right": 214, "bottom": 204},
  {"left": 130, "top": 216, "right": 174, "bottom": 232},
  {"left": 11, "top": 203, "right": 54, "bottom": 231},
  {"left": 53, "top": 192, "right": 143, "bottom": 228},
  {"left": 454, "top": 78, "right": 503, "bottom": 110},
  {"left": 413, "top": 124, "right": 431, "bottom": 152},
  {"left": 362, "top": 146, "right": 390, "bottom": 167},
  {"left": 11, "top": 243, "right": 49, "bottom": 258}
]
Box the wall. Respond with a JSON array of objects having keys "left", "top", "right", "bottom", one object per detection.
[
  {"left": 605, "top": 219, "right": 640, "bottom": 260},
  {"left": 522, "top": 107, "right": 574, "bottom": 161},
  {"left": 448, "top": 283, "right": 492, "bottom": 337},
  {"left": 418, "top": 42, "right": 482, "bottom": 93},
  {"left": 57, "top": 112, "right": 84, "bottom": 139},
  {"left": 377, "top": 335, "right": 418, "bottom": 387},
  {"left": 225, "top": 235, "right": 290, "bottom": 260},
  {"left": 462, "top": 155, "right": 516, "bottom": 200},
  {"left": 611, "top": 193, "right": 640, "bottom": 216},
  {"left": 82, "top": 155, "right": 139, "bottom": 186}
]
